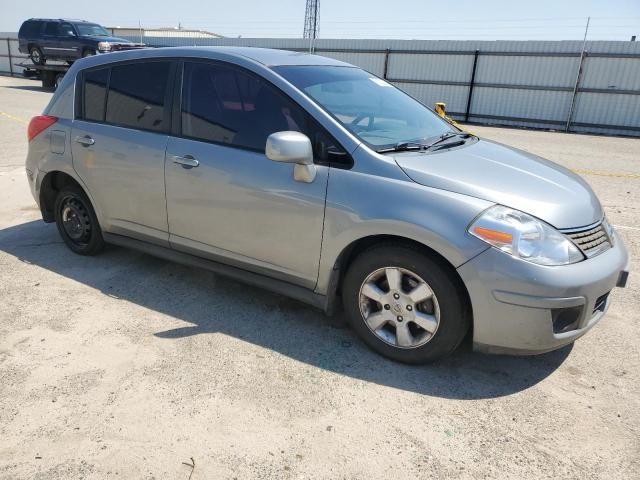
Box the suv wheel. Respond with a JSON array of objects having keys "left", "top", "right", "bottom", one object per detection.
[
  {"left": 54, "top": 185, "right": 105, "bottom": 256},
  {"left": 342, "top": 244, "right": 469, "bottom": 364},
  {"left": 82, "top": 49, "right": 96, "bottom": 58},
  {"left": 54, "top": 73, "right": 65, "bottom": 90},
  {"left": 29, "top": 46, "right": 45, "bottom": 65}
]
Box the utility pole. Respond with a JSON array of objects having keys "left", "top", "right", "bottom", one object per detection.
[{"left": 303, "top": 0, "right": 320, "bottom": 53}]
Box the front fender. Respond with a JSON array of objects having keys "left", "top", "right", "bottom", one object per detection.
[{"left": 316, "top": 166, "right": 492, "bottom": 295}]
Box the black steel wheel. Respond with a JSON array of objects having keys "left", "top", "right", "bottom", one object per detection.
[
  {"left": 54, "top": 185, "right": 104, "bottom": 255},
  {"left": 54, "top": 73, "right": 65, "bottom": 90}
]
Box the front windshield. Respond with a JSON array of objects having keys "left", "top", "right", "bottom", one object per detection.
[
  {"left": 273, "top": 65, "right": 455, "bottom": 150},
  {"left": 75, "top": 23, "right": 110, "bottom": 37}
]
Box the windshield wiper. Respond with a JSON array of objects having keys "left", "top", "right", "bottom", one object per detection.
[
  {"left": 376, "top": 141, "right": 428, "bottom": 153},
  {"left": 424, "top": 132, "right": 475, "bottom": 151},
  {"left": 376, "top": 132, "right": 476, "bottom": 154}
]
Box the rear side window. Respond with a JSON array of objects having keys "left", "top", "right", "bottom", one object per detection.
[
  {"left": 83, "top": 68, "right": 109, "bottom": 122},
  {"left": 105, "top": 62, "right": 172, "bottom": 132},
  {"left": 181, "top": 62, "right": 308, "bottom": 151},
  {"left": 19, "top": 21, "right": 41, "bottom": 37},
  {"left": 44, "top": 22, "right": 59, "bottom": 36}
]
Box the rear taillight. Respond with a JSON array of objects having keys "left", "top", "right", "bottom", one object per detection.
[{"left": 27, "top": 115, "right": 58, "bottom": 142}]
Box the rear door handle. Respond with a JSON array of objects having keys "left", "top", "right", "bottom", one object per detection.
[
  {"left": 172, "top": 154, "right": 199, "bottom": 169},
  {"left": 75, "top": 135, "right": 95, "bottom": 147}
]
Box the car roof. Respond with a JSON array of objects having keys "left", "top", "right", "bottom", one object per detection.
[
  {"left": 26, "top": 18, "right": 94, "bottom": 23},
  {"left": 80, "top": 46, "right": 354, "bottom": 68}
]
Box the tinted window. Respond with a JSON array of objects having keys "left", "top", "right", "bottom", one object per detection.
[
  {"left": 60, "top": 22, "right": 76, "bottom": 37},
  {"left": 181, "top": 62, "right": 308, "bottom": 151},
  {"left": 44, "top": 21, "right": 59, "bottom": 36},
  {"left": 105, "top": 62, "right": 171, "bottom": 132},
  {"left": 83, "top": 68, "right": 109, "bottom": 122},
  {"left": 19, "top": 21, "right": 40, "bottom": 37}
]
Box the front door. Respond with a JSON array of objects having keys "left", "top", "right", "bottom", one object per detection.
[
  {"left": 165, "top": 61, "right": 335, "bottom": 288},
  {"left": 71, "top": 61, "right": 175, "bottom": 245}
]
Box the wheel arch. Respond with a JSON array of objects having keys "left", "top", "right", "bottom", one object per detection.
[
  {"left": 39, "top": 171, "right": 86, "bottom": 223},
  {"left": 324, "top": 234, "right": 473, "bottom": 330}
]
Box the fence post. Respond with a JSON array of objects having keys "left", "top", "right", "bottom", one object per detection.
[
  {"left": 7, "top": 38, "right": 13, "bottom": 76},
  {"left": 464, "top": 49, "right": 479, "bottom": 122},
  {"left": 565, "top": 51, "right": 587, "bottom": 132},
  {"left": 383, "top": 49, "right": 390, "bottom": 79}
]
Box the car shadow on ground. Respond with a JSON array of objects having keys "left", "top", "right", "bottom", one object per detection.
[
  {"left": 0, "top": 220, "right": 572, "bottom": 399},
  {"left": 1, "top": 84, "right": 51, "bottom": 93}
]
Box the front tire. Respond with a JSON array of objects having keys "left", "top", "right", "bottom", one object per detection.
[
  {"left": 342, "top": 244, "right": 470, "bottom": 364},
  {"left": 29, "top": 46, "right": 45, "bottom": 65},
  {"left": 54, "top": 185, "right": 104, "bottom": 256}
]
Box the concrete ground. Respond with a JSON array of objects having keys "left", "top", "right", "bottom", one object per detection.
[{"left": 0, "top": 75, "right": 638, "bottom": 479}]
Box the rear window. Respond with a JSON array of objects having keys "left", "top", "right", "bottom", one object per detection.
[
  {"left": 83, "top": 68, "right": 109, "bottom": 122},
  {"left": 105, "top": 62, "right": 172, "bottom": 132}
]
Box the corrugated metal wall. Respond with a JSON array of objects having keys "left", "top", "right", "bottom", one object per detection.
[{"left": 1, "top": 33, "right": 639, "bottom": 136}]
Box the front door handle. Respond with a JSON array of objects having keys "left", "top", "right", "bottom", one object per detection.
[
  {"left": 172, "top": 154, "right": 199, "bottom": 169},
  {"left": 75, "top": 135, "right": 95, "bottom": 147}
]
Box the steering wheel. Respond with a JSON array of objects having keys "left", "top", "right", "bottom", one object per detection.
[{"left": 350, "top": 113, "right": 374, "bottom": 129}]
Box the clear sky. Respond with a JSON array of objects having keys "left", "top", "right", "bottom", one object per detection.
[{"left": 1, "top": 0, "right": 639, "bottom": 41}]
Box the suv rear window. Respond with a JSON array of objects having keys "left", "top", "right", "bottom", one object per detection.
[{"left": 105, "top": 62, "right": 172, "bottom": 132}]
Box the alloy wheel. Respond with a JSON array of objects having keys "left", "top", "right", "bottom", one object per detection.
[{"left": 358, "top": 267, "right": 440, "bottom": 349}]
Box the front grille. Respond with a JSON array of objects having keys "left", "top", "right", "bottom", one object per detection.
[{"left": 564, "top": 222, "right": 611, "bottom": 258}]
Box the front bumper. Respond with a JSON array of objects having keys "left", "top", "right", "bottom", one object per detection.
[{"left": 457, "top": 231, "right": 629, "bottom": 355}]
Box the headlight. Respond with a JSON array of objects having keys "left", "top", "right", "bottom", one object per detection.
[
  {"left": 469, "top": 205, "right": 584, "bottom": 266},
  {"left": 97, "top": 42, "right": 112, "bottom": 51}
]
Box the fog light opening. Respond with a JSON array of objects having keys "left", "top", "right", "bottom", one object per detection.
[{"left": 552, "top": 306, "right": 583, "bottom": 334}]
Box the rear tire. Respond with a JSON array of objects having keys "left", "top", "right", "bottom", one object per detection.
[
  {"left": 342, "top": 244, "right": 469, "bottom": 364},
  {"left": 29, "top": 46, "right": 45, "bottom": 65},
  {"left": 54, "top": 73, "right": 65, "bottom": 90},
  {"left": 54, "top": 185, "right": 105, "bottom": 256}
]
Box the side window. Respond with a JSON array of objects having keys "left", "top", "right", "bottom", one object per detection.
[
  {"left": 60, "top": 22, "right": 76, "bottom": 37},
  {"left": 19, "top": 21, "right": 36, "bottom": 36},
  {"left": 307, "top": 118, "right": 352, "bottom": 167},
  {"left": 181, "top": 62, "right": 308, "bottom": 151},
  {"left": 44, "top": 22, "right": 59, "bottom": 36},
  {"left": 105, "top": 62, "right": 171, "bottom": 132},
  {"left": 83, "top": 68, "right": 109, "bottom": 122},
  {"left": 29, "top": 21, "right": 43, "bottom": 36}
]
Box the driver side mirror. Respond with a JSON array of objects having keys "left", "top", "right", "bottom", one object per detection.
[{"left": 266, "top": 131, "right": 316, "bottom": 183}]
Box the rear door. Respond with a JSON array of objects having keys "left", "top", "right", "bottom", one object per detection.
[
  {"left": 164, "top": 61, "right": 342, "bottom": 287},
  {"left": 71, "top": 60, "right": 176, "bottom": 245}
]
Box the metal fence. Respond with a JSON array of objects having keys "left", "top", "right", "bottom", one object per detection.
[{"left": 2, "top": 33, "right": 639, "bottom": 137}]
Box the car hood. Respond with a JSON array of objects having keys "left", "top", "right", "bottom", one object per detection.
[
  {"left": 86, "top": 35, "right": 133, "bottom": 44},
  {"left": 393, "top": 139, "right": 602, "bottom": 229}
]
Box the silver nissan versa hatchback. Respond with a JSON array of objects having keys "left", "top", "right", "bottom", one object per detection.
[{"left": 25, "top": 47, "right": 630, "bottom": 364}]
